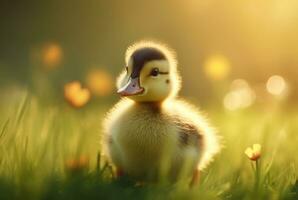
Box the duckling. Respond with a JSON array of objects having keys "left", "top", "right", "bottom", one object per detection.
[{"left": 102, "top": 41, "right": 220, "bottom": 185}]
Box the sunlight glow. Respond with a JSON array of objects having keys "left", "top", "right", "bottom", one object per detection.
[
  {"left": 223, "top": 79, "right": 256, "bottom": 110},
  {"left": 204, "top": 55, "right": 231, "bottom": 81},
  {"left": 266, "top": 75, "right": 287, "bottom": 96}
]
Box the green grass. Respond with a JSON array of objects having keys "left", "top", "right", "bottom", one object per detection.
[{"left": 0, "top": 89, "right": 297, "bottom": 200}]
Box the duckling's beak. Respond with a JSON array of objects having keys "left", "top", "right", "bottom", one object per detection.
[{"left": 117, "top": 77, "right": 144, "bottom": 96}]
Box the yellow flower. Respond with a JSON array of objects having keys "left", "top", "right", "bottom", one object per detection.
[
  {"left": 64, "top": 81, "right": 91, "bottom": 108},
  {"left": 86, "top": 68, "right": 113, "bottom": 96},
  {"left": 245, "top": 144, "right": 261, "bottom": 161}
]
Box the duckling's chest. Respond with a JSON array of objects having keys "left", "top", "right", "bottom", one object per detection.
[
  {"left": 110, "top": 105, "right": 179, "bottom": 168},
  {"left": 113, "top": 106, "right": 176, "bottom": 151}
]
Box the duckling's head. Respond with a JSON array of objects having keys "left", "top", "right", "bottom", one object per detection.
[{"left": 117, "top": 41, "right": 181, "bottom": 102}]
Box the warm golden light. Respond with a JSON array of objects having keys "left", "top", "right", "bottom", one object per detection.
[
  {"left": 223, "top": 79, "right": 256, "bottom": 110},
  {"left": 86, "top": 68, "right": 113, "bottom": 96},
  {"left": 42, "top": 43, "right": 63, "bottom": 70},
  {"left": 266, "top": 75, "right": 287, "bottom": 96},
  {"left": 64, "top": 81, "right": 91, "bottom": 108},
  {"left": 204, "top": 55, "right": 231, "bottom": 81}
]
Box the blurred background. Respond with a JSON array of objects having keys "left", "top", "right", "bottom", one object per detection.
[
  {"left": 1, "top": 0, "right": 298, "bottom": 109},
  {"left": 0, "top": 1, "right": 298, "bottom": 199}
]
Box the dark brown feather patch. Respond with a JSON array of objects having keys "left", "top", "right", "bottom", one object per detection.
[
  {"left": 131, "top": 47, "right": 166, "bottom": 78},
  {"left": 172, "top": 118, "right": 203, "bottom": 147}
]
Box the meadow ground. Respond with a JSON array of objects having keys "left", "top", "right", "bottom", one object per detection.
[{"left": 0, "top": 89, "right": 297, "bottom": 200}]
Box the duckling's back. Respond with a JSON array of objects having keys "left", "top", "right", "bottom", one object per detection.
[{"left": 163, "top": 99, "right": 221, "bottom": 171}]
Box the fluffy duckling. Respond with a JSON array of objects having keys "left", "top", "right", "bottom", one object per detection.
[{"left": 103, "top": 41, "right": 220, "bottom": 185}]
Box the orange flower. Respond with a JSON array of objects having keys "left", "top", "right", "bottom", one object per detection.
[
  {"left": 65, "top": 155, "right": 90, "bottom": 173},
  {"left": 245, "top": 144, "right": 261, "bottom": 161},
  {"left": 64, "top": 81, "right": 91, "bottom": 108},
  {"left": 42, "top": 43, "right": 63, "bottom": 70},
  {"left": 86, "top": 68, "right": 113, "bottom": 96}
]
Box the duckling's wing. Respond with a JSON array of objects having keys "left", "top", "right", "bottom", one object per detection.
[
  {"left": 163, "top": 99, "right": 221, "bottom": 170},
  {"left": 172, "top": 118, "right": 203, "bottom": 148}
]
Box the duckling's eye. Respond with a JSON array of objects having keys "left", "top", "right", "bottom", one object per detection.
[
  {"left": 125, "top": 67, "right": 128, "bottom": 73},
  {"left": 150, "top": 68, "right": 159, "bottom": 77}
]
